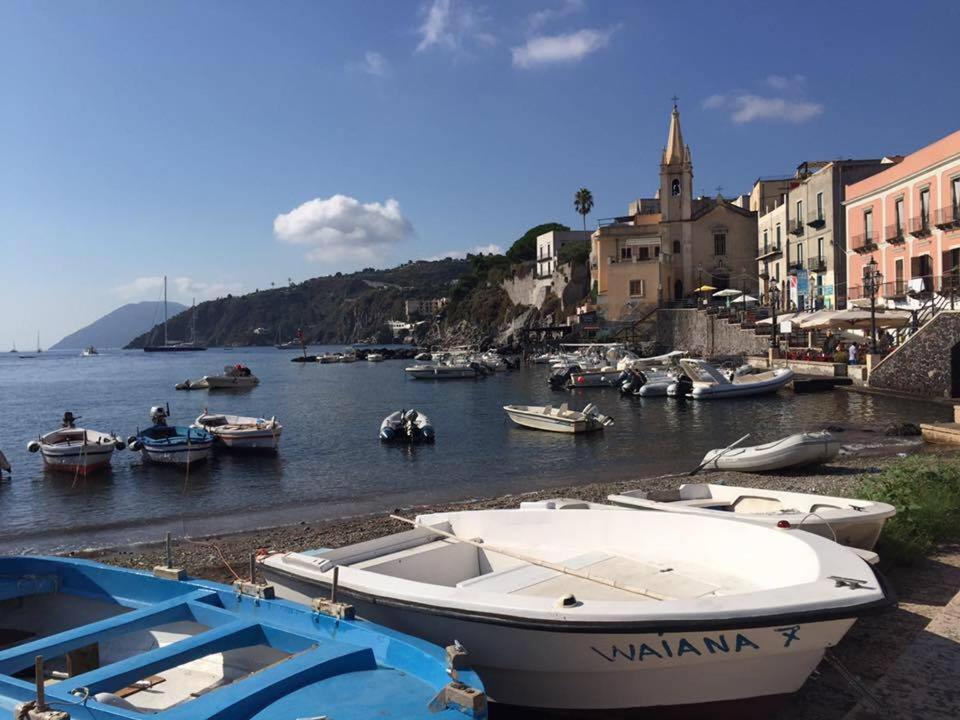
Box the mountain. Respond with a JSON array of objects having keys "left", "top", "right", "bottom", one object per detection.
[
  {"left": 125, "top": 260, "right": 472, "bottom": 348},
  {"left": 51, "top": 301, "right": 188, "bottom": 350}
]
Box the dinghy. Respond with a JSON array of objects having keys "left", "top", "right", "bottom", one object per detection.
[
  {"left": 503, "top": 403, "right": 613, "bottom": 433},
  {"left": 0, "top": 555, "right": 485, "bottom": 720},
  {"left": 699, "top": 431, "right": 842, "bottom": 472},
  {"left": 261, "top": 507, "right": 890, "bottom": 713},
  {"left": 608, "top": 484, "right": 895, "bottom": 550},
  {"left": 669, "top": 358, "right": 794, "bottom": 399},
  {"left": 566, "top": 367, "right": 620, "bottom": 388},
  {"left": 193, "top": 412, "right": 282, "bottom": 451},
  {"left": 380, "top": 409, "right": 436, "bottom": 443},
  {"left": 128, "top": 406, "right": 214, "bottom": 467},
  {"left": 27, "top": 412, "right": 124, "bottom": 475},
  {"left": 619, "top": 368, "right": 676, "bottom": 397}
]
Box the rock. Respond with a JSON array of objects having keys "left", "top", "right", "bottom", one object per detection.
[
  {"left": 885, "top": 422, "right": 922, "bottom": 436},
  {"left": 825, "top": 425, "right": 846, "bottom": 433}
]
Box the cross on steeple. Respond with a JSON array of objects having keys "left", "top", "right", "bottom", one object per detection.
[
  {"left": 715, "top": 185, "right": 724, "bottom": 196},
  {"left": 671, "top": 95, "right": 679, "bottom": 109}
]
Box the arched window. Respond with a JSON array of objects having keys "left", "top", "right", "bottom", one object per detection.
[
  {"left": 672, "top": 240, "right": 681, "bottom": 254},
  {"left": 671, "top": 179, "right": 681, "bottom": 197}
]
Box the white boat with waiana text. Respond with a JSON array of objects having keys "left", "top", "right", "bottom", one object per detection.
[
  {"left": 192, "top": 412, "right": 282, "bottom": 451},
  {"left": 260, "top": 506, "right": 890, "bottom": 714}
]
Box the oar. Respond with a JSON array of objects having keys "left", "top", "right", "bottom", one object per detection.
[
  {"left": 688, "top": 433, "right": 750, "bottom": 476},
  {"left": 390, "top": 515, "right": 671, "bottom": 601}
]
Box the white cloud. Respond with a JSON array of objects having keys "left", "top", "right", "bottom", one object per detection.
[
  {"left": 529, "top": 0, "right": 584, "bottom": 29},
  {"left": 766, "top": 73, "right": 806, "bottom": 91},
  {"left": 348, "top": 51, "right": 388, "bottom": 77},
  {"left": 114, "top": 276, "right": 242, "bottom": 302},
  {"left": 416, "top": 0, "right": 494, "bottom": 53},
  {"left": 511, "top": 27, "right": 615, "bottom": 68},
  {"left": 704, "top": 76, "right": 823, "bottom": 124},
  {"left": 274, "top": 194, "right": 414, "bottom": 262},
  {"left": 425, "top": 243, "right": 502, "bottom": 261}
]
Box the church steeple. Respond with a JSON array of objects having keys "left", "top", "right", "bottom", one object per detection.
[
  {"left": 663, "top": 102, "right": 686, "bottom": 166},
  {"left": 660, "top": 102, "right": 693, "bottom": 223}
]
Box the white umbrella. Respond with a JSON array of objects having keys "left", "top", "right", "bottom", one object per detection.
[
  {"left": 757, "top": 312, "right": 798, "bottom": 326},
  {"left": 796, "top": 310, "right": 839, "bottom": 329},
  {"left": 731, "top": 295, "right": 759, "bottom": 304},
  {"left": 712, "top": 289, "right": 742, "bottom": 298}
]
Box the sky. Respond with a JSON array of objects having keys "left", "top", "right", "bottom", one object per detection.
[{"left": 2, "top": 0, "right": 959, "bottom": 347}]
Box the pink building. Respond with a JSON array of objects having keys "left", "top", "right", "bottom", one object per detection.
[{"left": 845, "top": 130, "right": 960, "bottom": 305}]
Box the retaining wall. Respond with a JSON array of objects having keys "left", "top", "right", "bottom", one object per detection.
[
  {"left": 868, "top": 311, "right": 960, "bottom": 398},
  {"left": 656, "top": 309, "right": 770, "bottom": 357}
]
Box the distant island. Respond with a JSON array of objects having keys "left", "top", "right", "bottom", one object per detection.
[{"left": 51, "top": 300, "right": 188, "bottom": 350}]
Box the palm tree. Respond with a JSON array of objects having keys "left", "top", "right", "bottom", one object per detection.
[{"left": 574, "top": 188, "right": 594, "bottom": 235}]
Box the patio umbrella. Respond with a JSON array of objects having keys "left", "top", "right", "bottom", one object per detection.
[
  {"left": 757, "top": 312, "right": 798, "bottom": 326},
  {"left": 796, "top": 310, "right": 839, "bottom": 330},
  {"left": 694, "top": 285, "right": 717, "bottom": 293},
  {"left": 712, "top": 289, "right": 742, "bottom": 298},
  {"left": 827, "top": 309, "right": 911, "bottom": 330},
  {"left": 731, "top": 294, "right": 759, "bottom": 304}
]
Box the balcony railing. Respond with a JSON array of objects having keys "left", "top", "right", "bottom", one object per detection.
[
  {"left": 787, "top": 260, "right": 804, "bottom": 274},
  {"left": 884, "top": 224, "right": 906, "bottom": 244},
  {"left": 807, "top": 256, "right": 827, "bottom": 273},
  {"left": 851, "top": 231, "right": 878, "bottom": 253},
  {"left": 847, "top": 274, "right": 960, "bottom": 300},
  {"left": 756, "top": 242, "right": 782, "bottom": 260},
  {"left": 935, "top": 205, "right": 960, "bottom": 229},
  {"left": 789, "top": 220, "right": 805, "bottom": 236},
  {"left": 807, "top": 213, "right": 826, "bottom": 229},
  {"left": 607, "top": 255, "right": 657, "bottom": 264},
  {"left": 909, "top": 216, "right": 932, "bottom": 237}
]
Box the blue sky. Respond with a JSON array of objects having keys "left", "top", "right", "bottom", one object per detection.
[{"left": 2, "top": 0, "right": 959, "bottom": 347}]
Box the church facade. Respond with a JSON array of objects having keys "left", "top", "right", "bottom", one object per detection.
[{"left": 591, "top": 105, "right": 759, "bottom": 321}]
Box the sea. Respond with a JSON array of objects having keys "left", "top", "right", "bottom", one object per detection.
[{"left": 0, "top": 347, "right": 950, "bottom": 554}]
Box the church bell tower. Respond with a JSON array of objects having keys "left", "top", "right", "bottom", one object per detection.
[{"left": 660, "top": 102, "right": 693, "bottom": 223}]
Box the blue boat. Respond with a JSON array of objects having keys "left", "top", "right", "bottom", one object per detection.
[
  {"left": 128, "top": 406, "right": 214, "bottom": 467},
  {"left": 0, "top": 556, "right": 486, "bottom": 719}
]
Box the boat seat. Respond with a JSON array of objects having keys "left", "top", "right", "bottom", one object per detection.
[
  {"left": 456, "top": 551, "right": 612, "bottom": 594},
  {"left": 672, "top": 499, "right": 734, "bottom": 509}
]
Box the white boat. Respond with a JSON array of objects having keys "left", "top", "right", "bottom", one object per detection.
[
  {"left": 192, "top": 365, "right": 259, "bottom": 389},
  {"left": 699, "top": 431, "right": 842, "bottom": 472},
  {"left": 193, "top": 412, "right": 282, "bottom": 451},
  {"left": 620, "top": 349, "right": 687, "bottom": 370},
  {"left": 318, "top": 353, "right": 339, "bottom": 364},
  {"left": 405, "top": 362, "right": 482, "bottom": 379},
  {"left": 414, "top": 352, "right": 432, "bottom": 361},
  {"left": 380, "top": 409, "right": 435, "bottom": 443},
  {"left": 608, "top": 483, "right": 896, "bottom": 550},
  {"left": 81, "top": 345, "right": 98, "bottom": 356},
  {"left": 339, "top": 353, "right": 357, "bottom": 363},
  {"left": 566, "top": 367, "right": 621, "bottom": 388},
  {"left": 367, "top": 353, "right": 385, "bottom": 362},
  {"left": 27, "top": 412, "right": 123, "bottom": 475},
  {"left": 261, "top": 506, "right": 890, "bottom": 713},
  {"left": 503, "top": 403, "right": 613, "bottom": 433},
  {"left": 128, "top": 406, "right": 213, "bottom": 467},
  {"left": 669, "top": 358, "right": 794, "bottom": 399}
]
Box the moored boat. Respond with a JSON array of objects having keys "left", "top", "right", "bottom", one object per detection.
[
  {"left": 503, "top": 403, "right": 613, "bottom": 433},
  {"left": 193, "top": 412, "right": 282, "bottom": 451},
  {"left": 81, "top": 345, "right": 99, "bottom": 356},
  {"left": 0, "top": 555, "right": 486, "bottom": 720},
  {"left": 669, "top": 358, "right": 794, "bottom": 399},
  {"left": 608, "top": 483, "right": 896, "bottom": 550},
  {"left": 27, "top": 412, "right": 124, "bottom": 475},
  {"left": 261, "top": 507, "right": 891, "bottom": 713},
  {"left": 128, "top": 406, "right": 213, "bottom": 467},
  {"left": 367, "top": 352, "right": 385, "bottom": 362},
  {"left": 0, "top": 450, "right": 9, "bottom": 474},
  {"left": 405, "top": 362, "right": 483, "bottom": 379},
  {"left": 380, "top": 409, "right": 435, "bottom": 443},
  {"left": 699, "top": 431, "right": 842, "bottom": 472}
]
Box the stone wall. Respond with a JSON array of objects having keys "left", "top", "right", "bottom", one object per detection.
[
  {"left": 868, "top": 311, "right": 960, "bottom": 397},
  {"left": 656, "top": 309, "right": 770, "bottom": 357},
  {"left": 501, "top": 262, "right": 588, "bottom": 312}
]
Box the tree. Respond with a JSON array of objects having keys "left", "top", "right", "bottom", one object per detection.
[
  {"left": 505, "top": 222, "right": 570, "bottom": 263},
  {"left": 557, "top": 240, "right": 589, "bottom": 266},
  {"left": 574, "top": 188, "right": 594, "bottom": 235}
]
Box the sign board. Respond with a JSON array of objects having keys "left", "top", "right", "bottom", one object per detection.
[{"left": 780, "top": 321, "right": 793, "bottom": 334}]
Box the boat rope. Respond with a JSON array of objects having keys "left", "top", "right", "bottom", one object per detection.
[
  {"left": 796, "top": 512, "right": 838, "bottom": 543},
  {"left": 70, "top": 438, "right": 87, "bottom": 489},
  {"left": 824, "top": 650, "right": 882, "bottom": 714},
  {"left": 181, "top": 536, "right": 243, "bottom": 583},
  {"left": 390, "top": 515, "right": 671, "bottom": 601}
]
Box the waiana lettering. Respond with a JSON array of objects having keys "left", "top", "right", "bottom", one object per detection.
[{"left": 591, "top": 633, "right": 760, "bottom": 663}]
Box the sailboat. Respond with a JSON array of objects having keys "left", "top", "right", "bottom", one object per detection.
[
  {"left": 8, "top": 340, "right": 15, "bottom": 353},
  {"left": 36, "top": 331, "right": 42, "bottom": 353},
  {"left": 144, "top": 277, "right": 207, "bottom": 352}
]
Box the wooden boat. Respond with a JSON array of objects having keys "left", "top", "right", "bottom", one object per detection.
[
  {"left": 669, "top": 358, "right": 794, "bottom": 399},
  {"left": 503, "top": 403, "right": 613, "bottom": 433},
  {"left": 261, "top": 507, "right": 890, "bottom": 713},
  {"left": 698, "top": 431, "right": 842, "bottom": 472},
  {"left": 193, "top": 412, "right": 282, "bottom": 451},
  {"left": 380, "top": 409, "right": 435, "bottom": 443},
  {"left": 27, "top": 412, "right": 123, "bottom": 475},
  {"left": 608, "top": 483, "right": 896, "bottom": 550},
  {"left": 128, "top": 406, "right": 214, "bottom": 467},
  {"left": 0, "top": 555, "right": 486, "bottom": 720}
]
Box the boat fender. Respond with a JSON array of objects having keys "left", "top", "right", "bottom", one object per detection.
[
  {"left": 113, "top": 438, "right": 126, "bottom": 451},
  {"left": 128, "top": 439, "right": 143, "bottom": 452},
  {"left": 26, "top": 440, "right": 40, "bottom": 453}
]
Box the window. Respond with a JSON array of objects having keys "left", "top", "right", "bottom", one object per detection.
[
  {"left": 672, "top": 239, "right": 681, "bottom": 254},
  {"left": 775, "top": 223, "right": 781, "bottom": 246},
  {"left": 895, "top": 197, "right": 905, "bottom": 234},
  {"left": 629, "top": 279, "right": 645, "bottom": 297},
  {"left": 763, "top": 230, "right": 768, "bottom": 252},
  {"left": 816, "top": 192, "right": 824, "bottom": 221},
  {"left": 953, "top": 177, "right": 960, "bottom": 214},
  {"left": 895, "top": 258, "right": 904, "bottom": 295},
  {"left": 638, "top": 246, "right": 650, "bottom": 261},
  {"left": 796, "top": 242, "right": 804, "bottom": 264},
  {"left": 654, "top": 246, "right": 660, "bottom": 257},
  {"left": 796, "top": 200, "right": 803, "bottom": 226},
  {"left": 713, "top": 232, "right": 727, "bottom": 256},
  {"left": 671, "top": 178, "right": 681, "bottom": 197},
  {"left": 620, "top": 246, "right": 632, "bottom": 260},
  {"left": 920, "top": 188, "right": 930, "bottom": 226},
  {"left": 817, "top": 237, "right": 824, "bottom": 263},
  {"left": 864, "top": 209, "right": 873, "bottom": 239}
]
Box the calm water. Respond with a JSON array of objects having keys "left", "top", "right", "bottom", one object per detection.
[{"left": 0, "top": 348, "right": 949, "bottom": 553}]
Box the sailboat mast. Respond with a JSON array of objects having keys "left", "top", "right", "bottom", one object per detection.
[
  {"left": 191, "top": 298, "right": 196, "bottom": 344},
  {"left": 163, "top": 275, "right": 168, "bottom": 346}
]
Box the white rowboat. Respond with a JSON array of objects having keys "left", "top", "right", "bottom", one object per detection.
[
  {"left": 193, "top": 412, "right": 282, "bottom": 451},
  {"left": 27, "top": 414, "right": 123, "bottom": 475},
  {"left": 503, "top": 403, "right": 613, "bottom": 433}
]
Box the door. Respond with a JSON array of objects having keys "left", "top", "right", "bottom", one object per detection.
[{"left": 952, "top": 343, "right": 960, "bottom": 397}]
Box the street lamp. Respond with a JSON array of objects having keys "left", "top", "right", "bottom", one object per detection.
[
  {"left": 864, "top": 256, "right": 883, "bottom": 354},
  {"left": 696, "top": 262, "right": 703, "bottom": 307},
  {"left": 769, "top": 285, "right": 781, "bottom": 351}
]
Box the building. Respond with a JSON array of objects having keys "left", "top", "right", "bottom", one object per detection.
[
  {"left": 404, "top": 298, "right": 448, "bottom": 320},
  {"left": 536, "top": 230, "right": 590, "bottom": 278},
  {"left": 756, "top": 159, "right": 892, "bottom": 310},
  {"left": 845, "top": 130, "right": 960, "bottom": 307},
  {"left": 591, "top": 104, "right": 759, "bottom": 321}
]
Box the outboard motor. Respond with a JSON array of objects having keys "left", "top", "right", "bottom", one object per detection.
[
  {"left": 150, "top": 406, "right": 169, "bottom": 426},
  {"left": 673, "top": 374, "right": 694, "bottom": 397},
  {"left": 548, "top": 364, "right": 580, "bottom": 390},
  {"left": 61, "top": 411, "right": 78, "bottom": 429},
  {"left": 619, "top": 370, "right": 647, "bottom": 396}
]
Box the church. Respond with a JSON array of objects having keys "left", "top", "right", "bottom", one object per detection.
[{"left": 591, "top": 104, "right": 759, "bottom": 321}]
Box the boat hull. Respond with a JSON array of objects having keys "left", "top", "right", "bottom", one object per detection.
[
  {"left": 203, "top": 376, "right": 259, "bottom": 389},
  {"left": 701, "top": 434, "right": 842, "bottom": 472},
  {"left": 504, "top": 411, "right": 587, "bottom": 433},
  {"left": 139, "top": 441, "right": 213, "bottom": 466},
  {"left": 405, "top": 367, "right": 478, "bottom": 379},
  {"left": 264, "top": 567, "right": 853, "bottom": 712},
  {"left": 214, "top": 430, "right": 280, "bottom": 451},
  {"left": 41, "top": 446, "right": 114, "bottom": 475},
  {"left": 568, "top": 371, "right": 619, "bottom": 388}
]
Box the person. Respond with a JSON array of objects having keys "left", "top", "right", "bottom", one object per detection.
[
  {"left": 848, "top": 342, "right": 859, "bottom": 365},
  {"left": 879, "top": 331, "right": 894, "bottom": 354},
  {"left": 833, "top": 343, "right": 846, "bottom": 364},
  {"left": 822, "top": 331, "right": 838, "bottom": 357}
]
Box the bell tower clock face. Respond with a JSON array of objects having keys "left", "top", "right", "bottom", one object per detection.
[{"left": 671, "top": 178, "right": 681, "bottom": 197}]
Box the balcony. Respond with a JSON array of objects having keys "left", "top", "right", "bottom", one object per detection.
[
  {"left": 758, "top": 270, "right": 770, "bottom": 280},
  {"left": 789, "top": 220, "right": 805, "bottom": 236},
  {"left": 851, "top": 231, "right": 878, "bottom": 253},
  {"left": 807, "top": 256, "right": 827, "bottom": 273},
  {"left": 807, "top": 214, "right": 826, "bottom": 229},
  {"left": 935, "top": 205, "right": 960, "bottom": 229},
  {"left": 607, "top": 254, "right": 657, "bottom": 265},
  {"left": 882, "top": 280, "right": 908, "bottom": 299},
  {"left": 787, "top": 260, "right": 804, "bottom": 275},
  {"left": 755, "top": 242, "right": 782, "bottom": 260},
  {"left": 884, "top": 224, "right": 906, "bottom": 244},
  {"left": 909, "top": 216, "right": 932, "bottom": 238}
]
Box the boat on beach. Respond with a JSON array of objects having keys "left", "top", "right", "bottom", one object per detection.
[
  {"left": 608, "top": 483, "right": 896, "bottom": 550},
  {"left": 380, "top": 409, "right": 435, "bottom": 443},
  {"left": 698, "top": 431, "right": 843, "bottom": 472},
  {"left": 0, "top": 555, "right": 486, "bottom": 720},
  {"left": 260, "top": 507, "right": 891, "bottom": 714},
  {"left": 27, "top": 412, "right": 124, "bottom": 475},
  {"left": 669, "top": 358, "right": 794, "bottom": 399},
  {"left": 128, "top": 406, "right": 213, "bottom": 467},
  {"left": 193, "top": 412, "right": 282, "bottom": 451},
  {"left": 503, "top": 403, "right": 613, "bottom": 433}
]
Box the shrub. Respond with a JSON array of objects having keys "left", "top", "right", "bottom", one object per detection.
[{"left": 858, "top": 456, "right": 960, "bottom": 564}]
